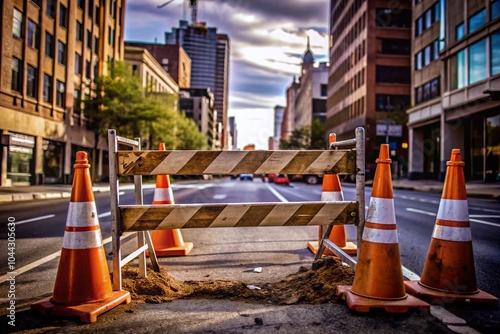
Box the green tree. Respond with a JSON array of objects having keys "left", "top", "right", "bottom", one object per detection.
[
  {"left": 84, "top": 61, "right": 207, "bottom": 150},
  {"left": 280, "top": 118, "right": 326, "bottom": 149}
]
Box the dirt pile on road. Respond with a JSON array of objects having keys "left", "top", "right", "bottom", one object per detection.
[{"left": 122, "top": 257, "right": 354, "bottom": 305}]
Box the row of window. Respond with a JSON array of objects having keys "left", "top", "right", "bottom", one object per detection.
[
  {"left": 415, "top": 1, "right": 440, "bottom": 37},
  {"left": 375, "top": 94, "right": 411, "bottom": 112},
  {"left": 329, "top": 68, "right": 365, "bottom": 108},
  {"left": 450, "top": 31, "right": 500, "bottom": 90},
  {"left": 415, "top": 77, "right": 440, "bottom": 105},
  {"left": 375, "top": 8, "right": 412, "bottom": 28},
  {"left": 11, "top": 58, "right": 65, "bottom": 107},
  {"left": 456, "top": 3, "right": 500, "bottom": 42},
  {"left": 375, "top": 66, "right": 411, "bottom": 84},
  {"left": 330, "top": 40, "right": 366, "bottom": 87},
  {"left": 376, "top": 38, "right": 410, "bottom": 55},
  {"left": 331, "top": 0, "right": 366, "bottom": 43},
  {"left": 328, "top": 96, "right": 365, "bottom": 127},
  {"left": 415, "top": 39, "right": 440, "bottom": 70}
]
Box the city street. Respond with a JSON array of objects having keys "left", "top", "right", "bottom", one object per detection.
[{"left": 0, "top": 178, "right": 499, "bottom": 332}]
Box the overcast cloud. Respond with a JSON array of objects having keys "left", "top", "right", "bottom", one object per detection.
[{"left": 124, "top": 0, "right": 329, "bottom": 149}]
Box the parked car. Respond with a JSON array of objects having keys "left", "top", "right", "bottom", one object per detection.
[
  {"left": 274, "top": 174, "right": 290, "bottom": 185},
  {"left": 290, "top": 174, "right": 322, "bottom": 185},
  {"left": 239, "top": 173, "right": 253, "bottom": 181},
  {"left": 267, "top": 173, "right": 276, "bottom": 182}
]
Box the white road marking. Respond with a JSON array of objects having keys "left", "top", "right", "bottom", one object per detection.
[
  {"left": 98, "top": 211, "right": 111, "bottom": 218},
  {"left": 470, "top": 214, "right": 500, "bottom": 218},
  {"left": 214, "top": 194, "right": 227, "bottom": 200},
  {"left": 469, "top": 219, "right": 500, "bottom": 228},
  {"left": 14, "top": 214, "right": 55, "bottom": 225},
  {"left": 407, "top": 208, "right": 500, "bottom": 228},
  {"left": 264, "top": 183, "right": 289, "bottom": 203}
]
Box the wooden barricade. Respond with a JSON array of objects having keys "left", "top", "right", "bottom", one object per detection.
[{"left": 108, "top": 128, "right": 365, "bottom": 290}]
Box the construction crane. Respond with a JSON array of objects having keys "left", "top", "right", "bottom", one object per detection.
[{"left": 158, "top": 0, "right": 199, "bottom": 24}]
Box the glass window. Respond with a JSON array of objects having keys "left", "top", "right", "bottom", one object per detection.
[
  {"left": 415, "top": 87, "right": 423, "bottom": 104},
  {"left": 416, "top": 52, "right": 422, "bottom": 70},
  {"left": 78, "top": 0, "right": 85, "bottom": 9},
  {"left": 88, "top": 0, "right": 94, "bottom": 18},
  {"left": 43, "top": 74, "right": 52, "bottom": 103},
  {"left": 76, "top": 21, "right": 83, "bottom": 41},
  {"left": 431, "top": 78, "right": 440, "bottom": 98},
  {"left": 86, "top": 60, "right": 91, "bottom": 79},
  {"left": 108, "top": 26, "right": 114, "bottom": 46},
  {"left": 87, "top": 30, "right": 92, "bottom": 49},
  {"left": 468, "top": 9, "right": 486, "bottom": 34},
  {"left": 416, "top": 17, "right": 423, "bottom": 36},
  {"left": 94, "top": 36, "right": 99, "bottom": 54},
  {"left": 424, "top": 45, "right": 431, "bottom": 65},
  {"left": 433, "top": 40, "right": 440, "bottom": 60},
  {"left": 376, "top": 9, "right": 412, "bottom": 28},
  {"left": 56, "top": 80, "right": 65, "bottom": 107},
  {"left": 11, "top": 58, "right": 21, "bottom": 92},
  {"left": 27, "top": 65, "right": 37, "bottom": 98},
  {"left": 434, "top": 1, "right": 440, "bottom": 22},
  {"left": 376, "top": 66, "right": 411, "bottom": 84},
  {"left": 491, "top": 31, "right": 500, "bottom": 76},
  {"left": 425, "top": 9, "right": 432, "bottom": 29},
  {"left": 423, "top": 82, "right": 431, "bottom": 101},
  {"left": 451, "top": 49, "right": 466, "bottom": 90},
  {"left": 13, "top": 8, "right": 23, "bottom": 38},
  {"left": 468, "top": 38, "right": 487, "bottom": 84},
  {"left": 493, "top": 0, "right": 500, "bottom": 20},
  {"left": 46, "top": 0, "right": 56, "bottom": 18},
  {"left": 59, "top": 4, "right": 68, "bottom": 28},
  {"left": 57, "top": 41, "right": 66, "bottom": 65},
  {"left": 45, "top": 32, "right": 54, "bottom": 58},
  {"left": 75, "top": 53, "right": 82, "bottom": 74},
  {"left": 74, "top": 89, "right": 81, "bottom": 112},
  {"left": 456, "top": 23, "right": 464, "bottom": 40},
  {"left": 27, "top": 20, "right": 38, "bottom": 48}
]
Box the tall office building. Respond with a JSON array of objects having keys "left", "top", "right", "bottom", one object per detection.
[
  {"left": 408, "top": 0, "right": 500, "bottom": 182},
  {"left": 327, "top": 0, "right": 412, "bottom": 175},
  {"left": 1, "top": 0, "right": 125, "bottom": 186},
  {"left": 165, "top": 20, "right": 230, "bottom": 149}
]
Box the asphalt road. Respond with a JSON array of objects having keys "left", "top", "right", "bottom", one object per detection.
[{"left": 0, "top": 177, "right": 499, "bottom": 333}]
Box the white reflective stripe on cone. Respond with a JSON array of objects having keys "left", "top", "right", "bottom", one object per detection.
[
  {"left": 321, "top": 191, "right": 344, "bottom": 201},
  {"left": 66, "top": 202, "right": 99, "bottom": 227},
  {"left": 437, "top": 199, "right": 469, "bottom": 222},
  {"left": 432, "top": 225, "right": 472, "bottom": 242},
  {"left": 153, "top": 188, "right": 173, "bottom": 202},
  {"left": 62, "top": 230, "right": 103, "bottom": 249},
  {"left": 366, "top": 197, "right": 396, "bottom": 225},
  {"left": 362, "top": 227, "right": 399, "bottom": 243}
]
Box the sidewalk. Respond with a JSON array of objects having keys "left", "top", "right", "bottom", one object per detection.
[{"left": 1, "top": 178, "right": 499, "bottom": 204}]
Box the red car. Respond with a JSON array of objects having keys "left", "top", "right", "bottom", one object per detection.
[{"left": 274, "top": 174, "right": 290, "bottom": 185}]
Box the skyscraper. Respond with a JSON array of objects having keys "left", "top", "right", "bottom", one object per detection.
[{"left": 165, "top": 20, "right": 230, "bottom": 149}]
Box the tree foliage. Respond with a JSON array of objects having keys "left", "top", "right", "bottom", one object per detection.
[
  {"left": 84, "top": 61, "right": 207, "bottom": 150},
  {"left": 280, "top": 118, "right": 327, "bottom": 150}
]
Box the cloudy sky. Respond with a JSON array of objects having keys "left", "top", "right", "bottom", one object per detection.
[{"left": 124, "top": 0, "right": 329, "bottom": 149}]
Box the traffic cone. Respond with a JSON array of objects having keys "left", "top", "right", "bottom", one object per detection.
[
  {"left": 147, "top": 143, "right": 193, "bottom": 257},
  {"left": 308, "top": 133, "right": 357, "bottom": 256},
  {"left": 31, "top": 151, "right": 130, "bottom": 323},
  {"left": 405, "top": 149, "right": 498, "bottom": 308},
  {"left": 337, "top": 145, "right": 429, "bottom": 313}
]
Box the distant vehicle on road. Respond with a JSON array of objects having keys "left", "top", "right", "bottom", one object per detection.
[
  {"left": 240, "top": 174, "right": 253, "bottom": 181},
  {"left": 290, "top": 174, "right": 322, "bottom": 185},
  {"left": 274, "top": 174, "right": 290, "bottom": 185}
]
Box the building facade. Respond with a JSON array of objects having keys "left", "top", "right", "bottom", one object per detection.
[
  {"left": 1, "top": 0, "right": 125, "bottom": 186},
  {"left": 407, "top": 0, "right": 443, "bottom": 180},
  {"left": 408, "top": 0, "right": 500, "bottom": 182},
  {"left": 124, "top": 41, "right": 191, "bottom": 88},
  {"left": 327, "top": 0, "right": 412, "bottom": 176},
  {"left": 179, "top": 88, "right": 218, "bottom": 149},
  {"left": 165, "top": 20, "right": 230, "bottom": 149}
]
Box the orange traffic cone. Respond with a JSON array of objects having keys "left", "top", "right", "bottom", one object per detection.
[
  {"left": 337, "top": 145, "right": 429, "bottom": 313},
  {"left": 405, "top": 149, "right": 498, "bottom": 308},
  {"left": 31, "top": 151, "right": 130, "bottom": 323},
  {"left": 308, "top": 134, "right": 357, "bottom": 256},
  {"left": 148, "top": 143, "right": 193, "bottom": 257}
]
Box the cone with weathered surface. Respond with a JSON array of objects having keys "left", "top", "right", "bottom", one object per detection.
[
  {"left": 337, "top": 145, "right": 429, "bottom": 313},
  {"left": 148, "top": 143, "right": 193, "bottom": 257},
  {"left": 308, "top": 133, "right": 357, "bottom": 256},
  {"left": 31, "top": 151, "right": 130, "bottom": 323},
  {"left": 405, "top": 149, "right": 498, "bottom": 308}
]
